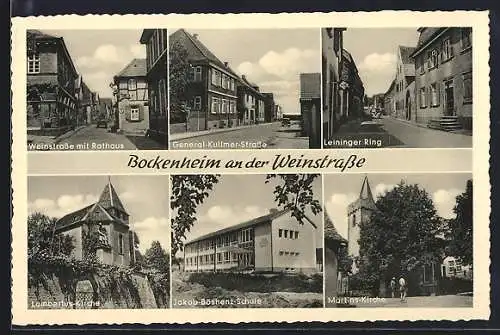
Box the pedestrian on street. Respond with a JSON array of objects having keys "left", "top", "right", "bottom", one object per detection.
[
  {"left": 399, "top": 276, "right": 407, "bottom": 302},
  {"left": 390, "top": 277, "right": 397, "bottom": 298}
]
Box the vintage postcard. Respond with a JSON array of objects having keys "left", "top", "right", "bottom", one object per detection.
[{"left": 11, "top": 11, "right": 490, "bottom": 325}]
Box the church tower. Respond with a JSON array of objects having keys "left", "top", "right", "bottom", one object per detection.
[{"left": 347, "top": 176, "right": 377, "bottom": 269}]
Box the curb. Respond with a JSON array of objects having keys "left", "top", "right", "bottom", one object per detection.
[
  {"left": 53, "top": 125, "right": 87, "bottom": 144},
  {"left": 170, "top": 123, "right": 277, "bottom": 142}
]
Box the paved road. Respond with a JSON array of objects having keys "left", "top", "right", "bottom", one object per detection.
[
  {"left": 349, "top": 295, "right": 473, "bottom": 308},
  {"left": 170, "top": 122, "right": 310, "bottom": 150},
  {"left": 380, "top": 117, "right": 472, "bottom": 148}
]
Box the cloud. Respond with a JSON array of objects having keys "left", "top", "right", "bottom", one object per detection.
[
  {"left": 129, "top": 44, "right": 146, "bottom": 58},
  {"left": 29, "top": 194, "right": 98, "bottom": 218},
  {"left": 76, "top": 44, "right": 125, "bottom": 69},
  {"left": 373, "top": 183, "right": 396, "bottom": 198},
  {"left": 325, "top": 193, "right": 357, "bottom": 239},
  {"left": 133, "top": 217, "right": 170, "bottom": 254},
  {"left": 433, "top": 189, "right": 462, "bottom": 219},
  {"left": 358, "top": 53, "right": 397, "bottom": 73},
  {"left": 119, "top": 191, "right": 138, "bottom": 202},
  {"left": 236, "top": 48, "right": 320, "bottom": 114}
]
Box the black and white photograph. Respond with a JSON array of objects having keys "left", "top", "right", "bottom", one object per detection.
[
  {"left": 27, "top": 176, "right": 170, "bottom": 309},
  {"left": 26, "top": 29, "right": 168, "bottom": 151},
  {"left": 323, "top": 173, "right": 473, "bottom": 308},
  {"left": 322, "top": 27, "right": 473, "bottom": 148},
  {"left": 169, "top": 29, "right": 322, "bottom": 150},
  {"left": 170, "top": 174, "right": 324, "bottom": 308}
]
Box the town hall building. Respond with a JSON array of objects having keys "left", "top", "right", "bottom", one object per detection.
[
  {"left": 54, "top": 178, "right": 134, "bottom": 267},
  {"left": 183, "top": 208, "right": 320, "bottom": 274}
]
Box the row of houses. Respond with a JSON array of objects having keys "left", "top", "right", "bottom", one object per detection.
[
  {"left": 321, "top": 28, "right": 365, "bottom": 141},
  {"left": 26, "top": 29, "right": 168, "bottom": 145},
  {"left": 168, "top": 29, "right": 281, "bottom": 134},
  {"left": 26, "top": 30, "right": 110, "bottom": 136},
  {"left": 384, "top": 27, "right": 473, "bottom": 132}
]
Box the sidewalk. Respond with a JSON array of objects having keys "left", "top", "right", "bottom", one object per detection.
[
  {"left": 385, "top": 116, "right": 472, "bottom": 136},
  {"left": 27, "top": 125, "right": 88, "bottom": 145},
  {"left": 170, "top": 122, "right": 276, "bottom": 141}
]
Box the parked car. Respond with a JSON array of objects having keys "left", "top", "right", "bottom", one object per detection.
[
  {"left": 281, "top": 118, "right": 291, "bottom": 127},
  {"left": 96, "top": 119, "right": 108, "bottom": 129}
]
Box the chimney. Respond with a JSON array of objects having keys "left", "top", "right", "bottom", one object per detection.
[
  {"left": 269, "top": 208, "right": 279, "bottom": 214},
  {"left": 193, "top": 33, "right": 199, "bottom": 39},
  {"left": 224, "top": 62, "right": 229, "bottom": 67},
  {"left": 242, "top": 75, "right": 246, "bottom": 80}
]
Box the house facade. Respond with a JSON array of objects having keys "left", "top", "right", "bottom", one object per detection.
[
  {"left": 237, "top": 75, "right": 265, "bottom": 125},
  {"left": 299, "top": 73, "right": 322, "bottom": 149},
  {"left": 140, "top": 29, "right": 168, "bottom": 145},
  {"left": 262, "top": 93, "right": 275, "bottom": 122},
  {"left": 169, "top": 29, "right": 239, "bottom": 132},
  {"left": 384, "top": 79, "right": 397, "bottom": 117},
  {"left": 27, "top": 30, "right": 79, "bottom": 136},
  {"left": 322, "top": 28, "right": 345, "bottom": 140},
  {"left": 411, "top": 27, "right": 473, "bottom": 131},
  {"left": 390, "top": 46, "right": 417, "bottom": 120},
  {"left": 275, "top": 105, "right": 283, "bottom": 120},
  {"left": 113, "top": 58, "right": 150, "bottom": 135},
  {"left": 54, "top": 179, "right": 134, "bottom": 267},
  {"left": 183, "top": 209, "right": 319, "bottom": 274},
  {"left": 339, "top": 49, "right": 365, "bottom": 121}
]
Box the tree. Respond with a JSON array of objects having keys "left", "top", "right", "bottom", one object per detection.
[
  {"left": 28, "top": 212, "right": 74, "bottom": 257},
  {"left": 144, "top": 241, "right": 170, "bottom": 273},
  {"left": 337, "top": 245, "right": 354, "bottom": 275},
  {"left": 446, "top": 179, "right": 473, "bottom": 265},
  {"left": 169, "top": 40, "right": 190, "bottom": 124},
  {"left": 357, "top": 182, "right": 443, "bottom": 290},
  {"left": 170, "top": 174, "right": 322, "bottom": 256}
]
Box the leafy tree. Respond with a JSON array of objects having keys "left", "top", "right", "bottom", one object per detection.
[
  {"left": 337, "top": 245, "right": 354, "bottom": 275},
  {"left": 169, "top": 40, "right": 190, "bottom": 124},
  {"left": 446, "top": 179, "right": 473, "bottom": 265},
  {"left": 170, "top": 174, "right": 322, "bottom": 256},
  {"left": 357, "top": 181, "right": 443, "bottom": 291},
  {"left": 28, "top": 212, "right": 74, "bottom": 257},
  {"left": 144, "top": 241, "right": 170, "bottom": 273}
]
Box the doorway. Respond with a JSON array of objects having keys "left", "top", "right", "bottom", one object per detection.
[
  {"left": 405, "top": 91, "right": 412, "bottom": 120},
  {"left": 444, "top": 80, "right": 455, "bottom": 116}
]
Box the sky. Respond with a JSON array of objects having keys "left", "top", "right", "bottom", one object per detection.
[
  {"left": 342, "top": 28, "right": 420, "bottom": 96},
  {"left": 28, "top": 175, "right": 169, "bottom": 254},
  {"left": 324, "top": 173, "right": 472, "bottom": 240},
  {"left": 39, "top": 30, "right": 147, "bottom": 98},
  {"left": 173, "top": 174, "right": 323, "bottom": 254},
  {"left": 180, "top": 29, "right": 320, "bottom": 115}
]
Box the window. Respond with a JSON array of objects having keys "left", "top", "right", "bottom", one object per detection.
[
  {"left": 130, "top": 107, "right": 140, "bottom": 121},
  {"left": 211, "top": 97, "right": 219, "bottom": 114},
  {"left": 193, "top": 96, "right": 201, "bottom": 110},
  {"left": 430, "top": 83, "right": 440, "bottom": 107},
  {"left": 442, "top": 38, "right": 453, "bottom": 61},
  {"left": 229, "top": 100, "right": 236, "bottom": 114},
  {"left": 428, "top": 49, "right": 438, "bottom": 69},
  {"left": 284, "top": 230, "right": 288, "bottom": 238},
  {"left": 352, "top": 214, "right": 356, "bottom": 227},
  {"left": 224, "top": 252, "right": 230, "bottom": 262},
  {"left": 461, "top": 28, "right": 472, "bottom": 50},
  {"left": 158, "top": 79, "right": 166, "bottom": 115},
  {"left": 211, "top": 69, "right": 219, "bottom": 85},
  {"left": 221, "top": 99, "right": 228, "bottom": 114},
  {"left": 463, "top": 72, "right": 472, "bottom": 103},
  {"left": 279, "top": 229, "right": 283, "bottom": 238},
  {"left": 420, "top": 87, "right": 427, "bottom": 108},
  {"left": 295, "top": 231, "right": 299, "bottom": 239},
  {"left": 418, "top": 56, "right": 425, "bottom": 74},
  {"left": 194, "top": 66, "right": 202, "bottom": 81},
  {"left": 289, "top": 231, "right": 294, "bottom": 239},
  {"left": 118, "top": 234, "right": 124, "bottom": 255},
  {"left": 27, "top": 53, "right": 40, "bottom": 74},
  {"left": 128, "top": 78, "right": 137, "bottom": 90}
]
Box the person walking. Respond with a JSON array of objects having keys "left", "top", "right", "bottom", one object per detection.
[
  {"left": 399, "top": 276, "right": 407, "bottom": 302},
  {"left": 390, "top": 277, "right": 397, "bottom": 298}
]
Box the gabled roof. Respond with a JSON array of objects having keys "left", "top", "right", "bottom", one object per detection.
[
  {"left": 115, "top": 58, "right": 147, "bottom": 78},
  {"left": 324, "top": 211, "right": 347, "bottom": 245},
  {"left": 384, "top": 78, "right": 396, "bottom": 96},
  {"left": 411, "top": 28, "right": 448, "bottom": 57},
  {"left": 55, "top": 203, "right": 94, "bottom": 230},
  {"left": 169, "top": 29, "right": 239, "bottom": 78},
  {"left": 300, "top": 73, "right": 321, "bottom": 99},
  {"left": 399, "top": 46, "right": 416, "bottom": 65},
  {"left": 97, "top": 180, "right": 127, "bottom": 214},
  {"left": 27, "top": 29, "right": 60, "bottom": 39}
]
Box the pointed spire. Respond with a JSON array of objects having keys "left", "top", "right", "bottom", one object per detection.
[
  {"left": 97, "top": 177, "right": 127, "bottom": 214},
  {"left": 359, "top": 175, "right": 375, "bottom": 202}
]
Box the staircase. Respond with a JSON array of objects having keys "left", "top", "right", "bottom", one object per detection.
[{"left": 428, "top": 116, "right": 462, "bottom": 132}]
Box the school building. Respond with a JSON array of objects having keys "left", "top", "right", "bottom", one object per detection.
[{"left": 183, "top": 208, "right": 320, "bottom": 274}]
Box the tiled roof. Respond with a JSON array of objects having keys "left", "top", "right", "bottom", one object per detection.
[
  {"left": 324, "top": 211, "right": 347, "bottom": 244},
  {"left": 385, "top": 78, "right": 396, "bottom": 95},
  {"left": 416, "top": 28, "right": 445, "bottom": 49},
  {"left": 169, "top": 29, "right": 239, "bottom": 77},
  {"left": 55, "top": 203, "right": 94, "bottom": 230},
  {"left": 399, "top": 46, "right": 416, "bottom": 64},
  {"left": 300, "top": 73, "right": 321, "bottom": 99},
  {"left": 116, "top": 58, "right": 147, "bottom": 78}
]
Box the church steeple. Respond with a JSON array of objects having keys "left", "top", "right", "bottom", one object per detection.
[
  {"left": 97, "top": 176, "right": 128, "bottom": 215},
  {"left": 359, "top": 175, "right": 375, "bottom": 202}
]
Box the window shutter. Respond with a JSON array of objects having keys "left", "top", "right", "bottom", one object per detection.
[{"left": 139, "top": 106, "right": 144, "bottom": 121}]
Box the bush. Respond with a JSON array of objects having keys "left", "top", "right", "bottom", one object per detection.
[{"left": 439, "top": 277, "right": 473, "bottom": 295}]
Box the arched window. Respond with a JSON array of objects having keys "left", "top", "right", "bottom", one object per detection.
[{"left": 352, "top": 213, "right": 357, "bottom": 226}]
